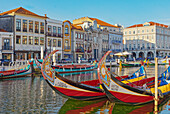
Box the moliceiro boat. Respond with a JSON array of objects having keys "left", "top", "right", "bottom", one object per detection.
[
  {"left": 35, "top": 57, "right": 97, "bottom": 74},
  {"left": 52, "top": 64, "right": 96, "bottom": 74},
  {"left": 0, "top": 61, "right": 33, "bottom": 79},
  {"left": 41, "top": 50, "right": 106, "bottom": 100},
  {"left": 98, "top": 50, "right": 170, "bottom": 105},
  {"left": 41, "top": 50, "right": 152, "bottom": 101}
]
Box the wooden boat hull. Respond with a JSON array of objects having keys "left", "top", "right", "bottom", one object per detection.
[
  {"left": 52, "top": 65, "right": 96, "bottom": 74},
  {"left": 122, "top": 63, "right": 141, "bottom": 67},
  {"left": 0, "top": 64, "right": 32, "bottom": 79},
  {"left": 35, "top": 58, "right": 96, "bottom": 74}
]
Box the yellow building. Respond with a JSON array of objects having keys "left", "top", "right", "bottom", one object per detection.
[{"left": 63, "top": 20, "right": 72, "bottom": 59}]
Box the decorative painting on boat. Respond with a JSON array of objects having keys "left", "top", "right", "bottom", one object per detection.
[
  {"left": 42, "top": 50, "right": 59, "bottom": 84},
  {"left": 98, "top": 51, "right": 112, "bottom": 89}
]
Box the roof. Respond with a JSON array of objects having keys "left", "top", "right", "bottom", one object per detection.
[
  {"left": 71, "top": 24, "right": 83, "bottom": 30},
  {"left": 0, "top": 7, "right": 46, "bottom": 18},
  {"left": 0, "top": 28, "right": 7, "bottom": 32},
  {"left": 127, "top": 21, "right": 169, "bottom": 28},
  {"left": 89, "top": 17, "right": 119, "bottom": 28}
]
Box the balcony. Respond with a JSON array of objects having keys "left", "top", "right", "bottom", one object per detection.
[
  {"left": 23, "top": 29, "right": 27, "bottom": 32},
  {"left": 112, "top": 49, "right": 121, "bottom": 52},
  {"left": 16, "top": 28, "right": 21, "bottom": 32},
  {"left": 2, "top": 46, "right": 12, "bottom": 50},
  {"left": 64, "top": 46, "right": 70, "bottom": 50},
  {"left": 47, "top": 32, "right": 52, "bottom": 36},
  {"left": 35, "top": 30, "right": 39, "bottom": 33},
  {"left": 112, "top": 40, "right": 121, "bottom": 44},
  {"left": 40, "top": 30, "right": 44, "bottom": 34},
  {"left": 76, "top": 48, "right": 84, "bottom": 53},
  {"left": 87, "top": 50, "right": 92, "bottom": 53},
  {"left": 57, "top": 34, "right": 62, "bottom": 38}
]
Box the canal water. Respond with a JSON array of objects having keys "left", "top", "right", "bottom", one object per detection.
[{"left": 0, "top": 65, "right": 170, "bottom": 113}]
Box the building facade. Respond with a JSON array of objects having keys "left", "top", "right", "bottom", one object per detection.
[
  {"left": 123, "top": 22, "right": 170, "bottom": 59},
  {"left": 73, "top": 17, "right": 123, "bottom": 60},
  {"left": 71, "top": 24, "right": 86, "bottom": 62},
  {"left": 46, "top": 18, "right": 63, "bottom": 61},
  {"left": 63, "top": 20, "right": 72, "bottom": 59},
  {"left": 0, "top": 7, "right": 47, "bottom": 60},
  {"left": 0, "top": 29, "right": 13, "bottom": 61}
]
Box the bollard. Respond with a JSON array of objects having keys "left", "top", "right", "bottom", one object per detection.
[{"left": 154, "top": 58, "right": 158, "bottom": 114}]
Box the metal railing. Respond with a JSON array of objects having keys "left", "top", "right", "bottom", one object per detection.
[{"left": 2, "top": 46, "right": 12, "bottom": 50}]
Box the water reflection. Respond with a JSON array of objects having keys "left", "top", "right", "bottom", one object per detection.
[
  {"left": 0, "top": 65, "right": 170, "bottom": 113},
  {"left": 0, "top": 77, "right": 67, "bottom": 113}
]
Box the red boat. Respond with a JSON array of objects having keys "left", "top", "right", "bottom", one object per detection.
[
  {"left": 0, "top": 61, "right": 33, "bottom": 79},
  {"left": 35, "top": 57, "right": 96, "bottom": 74},
  {"left": 41, "top": 50, "right": 107, "bottom": 100},
  {"left": 97, "top": 50, "right": 170, "bottom": 105}
]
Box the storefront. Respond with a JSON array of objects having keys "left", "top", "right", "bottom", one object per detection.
[
  {"left": 2, "top": 53, "right": 12, "bottom": 60},
  {"left": 15, "top": 51, "right": 40, "bottom": 60}
]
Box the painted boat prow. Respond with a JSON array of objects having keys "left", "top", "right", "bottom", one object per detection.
[{"left": 97, "top": 50, "right": 155, "bottom": 105}]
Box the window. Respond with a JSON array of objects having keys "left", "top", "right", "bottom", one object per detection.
[
  {"left": 134, "top": 44, "right": 136, "bottom": 49},
  {"left": 23, "top": 20, "right": 27, "bottom": 32},
  {"left": 53, "top": 39, "right": 57, "bottom": 47},
  {"left": 53, "top": 26, "right": 56, "bottom": 35},
  {"left": 29, "top": 36, "right": 33, "bottom": 45},
  {"left": 129, "top": 44, "right": 131, "bottom": 50},
  {"left": 142, "top": 30, "right": 144, "bottom": 33},
  {"left": 16, "top": 36, "right": 21, "bottom": 44},
  {"left": 40, "top": 37, "right": 44, "bottom": 45},
  {"left": 35, "top": 21, "right": 39, "bottom": 33},
  {"left": 48, "top": 38, "right": 51, "bottom": 46},
  {"left": 58, "top": 40, "right": 61, "bottom": 47},
  {"left": 29, "top": 20, "right": 33, "bottom": 32},
  {"left": 34, "top": 37, "right": 39, "bottom": 45},
  {"left": 3, "top": 39, "right": 10, "bottom": 49},
  {"left": 78, "top": 33, "right": 80, "bottom": 38},
  {"left": 65, "top": 40, "right": 69, "bottom": 46},
  {"left": 81, "top": 34, "right": 83, "bottom": 39},
  {"left": 138, "top": 30, "right": 140, "bottom": 33},
  {"left": 40, "top": 22, "right": 44, "bottom": 34},
  {"left": 65, "top": 27, "right": 69, "bottom": 34},
  {"left": 138, "top": 44, "right": 140, "bottom": 48},
  {"left": 124, "top": 31, "right": 127, "bottom": 35},
  {"left": 22, "top": 36, "right": 27, "bottom": 44},
  {"left": 16, "top": 19, "right": 21, "bottom": 31},
  {"left": 147, "top": 29, "right": 149, "bottom": 32},
  {"left": 75, "top": 33, "right": 78, "bottom": 38},
  {"left": 48, "top": 25, "right": 52, "bottom": 33},
  {"left": 133, "top": 31, "right": 135, "bottom": 34},
  {"left": 129, "top": 31, "right": 131, "bottom": 34},
  {"left": 152, "top": 29, "right": 154, "bottom": 32},
  {"left": 58, "top": 27, "right": 61, "bottom": 36},
  {"left": 142, "top": 44, "right": 145, "bottom": 48}
]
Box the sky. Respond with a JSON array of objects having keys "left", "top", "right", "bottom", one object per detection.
[{"left": 1, "top": 0, "right": 170, "bottom": 27}]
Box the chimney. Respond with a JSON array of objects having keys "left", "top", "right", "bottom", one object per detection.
[{"left": 45, "top": 14, "right": 47, "bottom": 17}]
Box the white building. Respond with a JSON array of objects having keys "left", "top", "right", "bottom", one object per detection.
[
  {"left": 46, "top": 18, "right": 63, "bottom": 61},
  {"left": 0, "top": 29, "right": 13, "bottom": 61},
  {"left": 0, "top": 7, "right": 46, "bottom": 60},
  {"left": 123, "top": 21, "right": 170, "bottom": 58}
]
